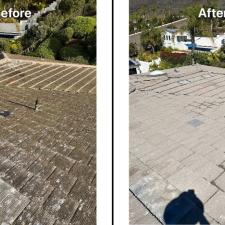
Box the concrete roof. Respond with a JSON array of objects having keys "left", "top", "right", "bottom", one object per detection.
[
  {"left": 0, "top": 57, "right": 96, "bottom": 224},
  {"left": 130, "top": 64, "right": 225, "bottom": 224}
]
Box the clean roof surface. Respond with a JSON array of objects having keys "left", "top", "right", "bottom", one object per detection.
[{"left": 130, "top": 64, "right": 225, "bottom": 224}]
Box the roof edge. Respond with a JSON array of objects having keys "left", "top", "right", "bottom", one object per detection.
[{"left": 1, "top": 52, "right": 96, "bottom": 68}]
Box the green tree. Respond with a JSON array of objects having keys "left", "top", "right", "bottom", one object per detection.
[
  {"left": 83, "top": 0, "right": 96, "bottom": 16},
  {"left": 141, "top": 28, "right": 162, "bottom": 52},
  {"left": 59, "top": 0, "right": 85, "bottom": 14},
  {"left": 185, "top": 5, "right": 202, "bottom": 57},
  {"left": 71, "top": 16, "right": 96, "bottom": 39},
  {"left": 32, "top": 37, "right": 62, "bottom": 59},
  {"left": 58, "top": 27, "right": 74, "bottom": 44}
]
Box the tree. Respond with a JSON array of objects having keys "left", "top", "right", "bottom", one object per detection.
[
  {"left": 32, "top": 37, "right": 62, "bottom": 59},
  {"left": 58, "top": 27, "right": 74, "bottom": 44},
  {"left": 70, "top": 16, "right": 96, "bottom": 39},
  {"left": 83, "top": 0, "right": 96, "bottom": 16},
  {"left": 184, "top": 5, "right": 202, "bottom": 58},
  {"left": 59, "top": 0, "right": 85, "bottom": 14},
  {"left": 141, "top": 28, "right": 162, "bottom": 52}
]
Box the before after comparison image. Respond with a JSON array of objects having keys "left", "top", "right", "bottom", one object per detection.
[{"left": 2, "top": 0, "right": 225, "bottom": 225}]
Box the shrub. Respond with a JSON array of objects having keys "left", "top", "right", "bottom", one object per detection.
[
  {"left": 58, "top": 27, "right": 74, "bottom": 44},
  {"left": 129, "top": 43, "right": 138, "bottom": 58},
  {"left": 0, "top": 39, "right": 22, "bottom": 54},
  {"left": 192, "top": 52, "right": 220, "bottom": 66},
  {"left": 85, "top": 29, "right": 96, "bottom": 62},
  {"left": 59, "top": 0, "right": 85, "bottom": 14},
  {"left": 10, "top": 41, "right": 22, "bottom": 54},
  {"left": 158, "top": 60, "right": 174, "bottom": 70},
  {"left": 71, "top": 16, "right": 96, "bottom": 39},
  {"left": 83, "top": 0, "right": 96, "bottom": 16},
  {"left": 0, "top": 39, "right": 11, "bottom": 52},
  {"left": 32, "top": 37, "right": 62, "bottom": 59},
  {"left": 59, "top": 45, "right": 89, "bottom": 64},
  {"left": 138, "top": 52, "right": 159, "bottom": 62},
  {"left": 70, "top": 55, "right": 89, "bottom": 64},
  {"left": 59, "top": 0, "right": 74, "bottom": 13}
]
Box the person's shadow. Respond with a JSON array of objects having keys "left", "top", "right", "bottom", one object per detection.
[{"left": 163, "top": 190, "right": 210, "bottom": 225}]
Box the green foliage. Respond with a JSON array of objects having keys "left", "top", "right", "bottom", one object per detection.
[
  {"left": 193, "top": 52, "right": 220, "bottom": 66},
  {"left": 28, "top": 2, "right": 46, "bottom": 11},
  {"left": 58, "top": 27, "right": 74, "bottom": 44},
  {"left": 22, "top": 11, "right": 65, "bottom": 50},
  {"left": 129, "top": 43, "right": 138, "bottom": 58},
  {"left": 85, "top": 29, "right": 96, "bottom": 63},
  {"left": 69, "top": 16, "right": 96, "bottom": 39},
  {"left": 158, "top": 60, "right": 174, "bottom": 70},
  {"left": 59, "top": 0, "right": 85, "bottom": 14},
  {"left": 184, "top": 4, "right": 203, "bottom": 50},
  {"left": 154, "top": 50, "right": 225, "bottom": 70},
  {"left": 141, "top": 28, "right": 162, "bottom": 52},
  {"left": 83, "top": 0, "right": 96, "bottom": 16},
  {"left": 59, "top": 0, "right": 74, "bottom": 12},
  {"left": 0, "top": 39, "right": 10, "bottom": 52},
  {"left": 0, "top": 38, "right": 22, "bottom": 54},
  {"left": 59, "top": 45, "right": 89, "bottom": 64},
  {"left": 32, "top": 37, "right": 62, "bottom": 59},
  {"left": 70, "top": 55, "right": 89, "bottom": 64},
  {"left": 138, "top": 52, "right": 159, "bottom": 62},
  {"left": 0, "top": 0, "right": 96, "bottom": 65},
  {"left": 1, "top": 0, "right": 53, "bottom": 11},
  {"left": 10, "top": 41, "right": 22, "bottom": 54}
]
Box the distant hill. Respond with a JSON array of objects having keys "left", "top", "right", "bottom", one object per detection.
[{"left": 130, "top": 0, "right": 225, "bottom": 12}]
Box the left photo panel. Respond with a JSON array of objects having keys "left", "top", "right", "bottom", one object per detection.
[{"left": 0, "top": 0, "right": 96, "bottom": 224}]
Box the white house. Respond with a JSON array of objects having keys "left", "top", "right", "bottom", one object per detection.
[
  {"left": 163, "top": 29, "right": 191, "bottom": 51},
  {"left": 163, "top": 28, "right": 225, "bottom": 52}
]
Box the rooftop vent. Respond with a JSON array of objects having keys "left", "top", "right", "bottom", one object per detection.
[
  {"left": 149, "top": 70, "right": 167, "bottom": 77},
  {"left": 0, "top": 110, "right": 11, "bottom": 118}
]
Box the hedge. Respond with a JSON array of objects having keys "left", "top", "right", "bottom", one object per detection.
[
  {"left": 32, "top": 37, "right": 62, "bottom": 59},
  {"left": 59, "top": 45, "right": 89, "bottom": 64}
]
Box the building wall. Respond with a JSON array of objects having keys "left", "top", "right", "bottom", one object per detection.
[{"left": 163, "top": 31, "right": 190, "bottom": 50}]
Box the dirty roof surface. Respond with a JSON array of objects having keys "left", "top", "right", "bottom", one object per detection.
[
  {"left": 130, "top": 64, "right": 225, "bottom": 224},
  {"left": 0, "top": 57, "right": 96, "bottom": 225}
]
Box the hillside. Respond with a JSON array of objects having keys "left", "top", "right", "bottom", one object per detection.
[
  {"left": 130, "top": 0, "right": 225, "bottom": 12},
  {"left": 0, "top": 0, "right": 96, "bottom": 65}
]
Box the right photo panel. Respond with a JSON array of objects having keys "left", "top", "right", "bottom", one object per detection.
[{"left": 129, "top": 1, "right": 225, "bottom": 224}]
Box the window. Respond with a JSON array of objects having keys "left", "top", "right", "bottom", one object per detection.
[
  {"left": 177, "top": 36, "right": 188, "bottom": 42},
  {"left": 222, "top": 39, "right": 225, "bottom": 45}
]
